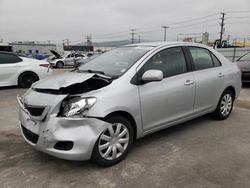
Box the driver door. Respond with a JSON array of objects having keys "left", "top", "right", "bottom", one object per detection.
[
  {"left": 138, "top": 47, "right": 195, "bottom": 131},
  {"left": 65, "top": 54, "right": 75, "bottom": 66}
]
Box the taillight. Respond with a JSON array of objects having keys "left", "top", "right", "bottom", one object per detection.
[{"left": 40, "top": 64, "right": 49, "bottom": 68}]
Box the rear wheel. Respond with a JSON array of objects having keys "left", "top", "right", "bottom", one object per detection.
[
  {"left": 18, "top": 72, "right": 39, "bottom": 88},
  {"left": 92, "top": 115, "right": 134, "bottom": 166},
  {"left": 56, "top": 61, "right": 64, "bottom": 68},
  {"left": 212, "top": 89, "right": 234, "bottom": 120}
]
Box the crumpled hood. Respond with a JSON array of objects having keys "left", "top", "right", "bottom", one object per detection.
[{"left": 33, "top": 72, "right": 95, "bottom": 90}]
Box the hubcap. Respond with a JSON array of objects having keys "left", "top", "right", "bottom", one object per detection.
[
  {"left": 220, "top": 94, "right": 232, "bottom": 116},
  {"left": 98, "top": 123, "right": 129, "bottom": 160}
]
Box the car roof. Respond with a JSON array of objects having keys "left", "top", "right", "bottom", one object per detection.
[{"left": 125, "top": 41, "right": 208, "bottom": 48}]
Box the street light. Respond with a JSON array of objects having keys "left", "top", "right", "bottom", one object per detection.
[{"left": 162, "top": 26, "right": 169, "bottom": 41}]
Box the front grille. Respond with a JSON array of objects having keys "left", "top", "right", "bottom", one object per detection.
[
  {"left": 21, "top": 125, "right": 39, "bottom": 144},
  {"left": 26, "top": 106, "right": 45, "bottom": 117}
]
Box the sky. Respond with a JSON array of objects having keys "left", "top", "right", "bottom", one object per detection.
[{"left": 0, "top": 0, "right": 250, "bottom": 44}]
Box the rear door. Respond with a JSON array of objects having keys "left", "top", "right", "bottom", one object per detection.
[
  {"left": 0, "top": 53, "right": 23, "bottom": 86},
  {"left": 138, "top": 46, "right": 196, "bottom": 131},
  {"left": 186, "top": 46, "right": 225, "bottom": 114}
]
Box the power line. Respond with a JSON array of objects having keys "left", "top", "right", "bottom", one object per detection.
[
  {"left": 225, "top": 10, "right": 250, "bottom": 14},
  {"left": 167, "top": 13, "right": 219, "bottom": 26}
]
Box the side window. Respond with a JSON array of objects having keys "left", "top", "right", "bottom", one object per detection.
[
  {"left": 210, "top": 53, "right": 221, "bottom": 67},
  {"left": 189, "top": 47, "right": 214, "bottom": 70},
  {"left": 67, "top": 54, "right": 71, "bottom": 58},
  {"left": 75, "top": 54, "right": 83, "bottom": 58},
  {"left": 0, "top": 53, "right": 22, "bottom": 64},
  {"left": 142, "top": 47, "right": 187, "bottom": 78}
]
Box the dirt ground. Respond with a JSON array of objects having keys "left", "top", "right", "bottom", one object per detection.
[{"left": 1, "top": 69, "right": 250, "bottom": 188}]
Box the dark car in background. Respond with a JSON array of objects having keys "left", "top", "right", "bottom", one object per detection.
[{"left": 236, "top": 52, "right": 250, "bottom": 82}]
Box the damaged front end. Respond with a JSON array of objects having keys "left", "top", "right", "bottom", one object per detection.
[
  {"left": 33, "top": 74, "right": 112, "bottom": 95},
  {"left": 17, "top": 72, "right": 113, "bottom": 161}
]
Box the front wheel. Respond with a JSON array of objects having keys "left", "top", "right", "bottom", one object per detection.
[
  {"left": 56, "top": 61, "right": 64, "bottom": 68},
  {"left": 212, "top": 89, "right": 234, "bottom": 120},
  {"left": 92, "top": 115, "right": 134, "bottom": 166}
]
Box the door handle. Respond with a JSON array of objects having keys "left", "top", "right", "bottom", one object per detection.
[
  {"left": 184, "top": 80, "right": 194, "bottom": 85},
  {"left": 218, "top": 72, "right": 224, "bottom": 77}
]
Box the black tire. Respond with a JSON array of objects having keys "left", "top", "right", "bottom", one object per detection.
[
  {"left": 92, "top": 115, "right": 134, "bottom": 167},
  {"left": 56, "top": 61, "right": 64, "bottom": 68},
  {"left": 18, "top": 72, "right": 39, "bottom": 88},
  {"left": 212, "top": 89, "right": 234, "bottom": 120}
]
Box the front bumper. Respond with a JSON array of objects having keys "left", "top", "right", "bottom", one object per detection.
[{"left": 18, "top": 97, "right": 110, "bottom": 161}]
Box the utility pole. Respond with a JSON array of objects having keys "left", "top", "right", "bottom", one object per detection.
[
  {"left": 219, "top": 13, "right": 225, "bottom": 46},
  {"left": 86, "top": 35, "right": 92, "bottom": 46},
  {"left": 131, "top": 29, "right": 136, "bottom": 44},
  {"left": 162, "top": 26, "right": 169, "bottom": 41}
]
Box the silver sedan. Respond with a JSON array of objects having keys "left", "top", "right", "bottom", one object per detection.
[
  {"left": 236, "top": 52, "right": 250, "bottom": 82},
  {"left": 18, "top": 42, "right": 241, "bottom": 166}
]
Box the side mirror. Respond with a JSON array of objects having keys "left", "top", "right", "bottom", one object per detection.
[{"left": 142, "top": 70, "right": 163, "bottom": 82}]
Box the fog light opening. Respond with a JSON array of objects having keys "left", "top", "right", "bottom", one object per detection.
[{"left": 54, "top": 141, "right": 73, "bottom": 151}]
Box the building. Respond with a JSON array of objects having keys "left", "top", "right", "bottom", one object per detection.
[
  {"left": 9, "top": 41, "right": 56, "bottom": 55},
  {"left": 63, "top": 45, "right": 94, "bottom": 52},
  {"left": 202, "top": 32, "right": 209, "bottom": 45}
]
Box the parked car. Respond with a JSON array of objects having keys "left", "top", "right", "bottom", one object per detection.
[
  {"left": 17, "top": 42, "right": 241, "bottom": 166},
  {"left": 74, "top": 54, "right": 100, "bottom": 68},
  {"left": 236, "top": 52, "right": 250, "bottom": 82},
  {"left": 49, "top": 50, "right": 87, "bottom": 68},
  {"left": 0, "top": 51, "right": 52, "bottom": 88}
]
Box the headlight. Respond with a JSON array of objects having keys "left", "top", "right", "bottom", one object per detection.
[{"left": 60, "top": 97, "right": 97, "bottom": 117}]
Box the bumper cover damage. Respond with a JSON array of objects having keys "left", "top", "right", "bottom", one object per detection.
[
  {"left": 17, "top": 71, "right": 113, "bottom": 161},
  {"left": 17, "top": 72, "right": 114, "bottom": 160},
  {"left": 18, "top": 103, "right": 110, "bottom": 161}
]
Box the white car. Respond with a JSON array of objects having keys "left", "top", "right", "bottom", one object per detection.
[
  {"left": 49, "top": 50, "right": 88, "bottom": 68},
  {"left": 0, "top": 52, "right": 52, "bottom": 88}
]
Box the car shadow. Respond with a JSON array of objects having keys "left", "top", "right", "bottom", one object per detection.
[{"left": 29, "top": 114, "right": 212, "bottom": 169}]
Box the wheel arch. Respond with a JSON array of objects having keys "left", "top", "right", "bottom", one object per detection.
[
  {"left": 224, "top": 86, "right": 236, "bottom": 100},
  {"left": 56, "top": 60, "right": 64, "bottom": 66},
  {"left": 104, "top": 111, "right": 137, "bottom": 140}
]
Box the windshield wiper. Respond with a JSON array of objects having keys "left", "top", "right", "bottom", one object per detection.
[{"left": 78, "top": 69, "right": 105, "bottom": 75}]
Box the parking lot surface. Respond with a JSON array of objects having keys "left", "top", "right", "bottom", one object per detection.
[{"left": 1, "top": 69, "right": 250, "bottom": 188}]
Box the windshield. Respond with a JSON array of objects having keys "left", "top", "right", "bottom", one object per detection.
[{"left": 78, "top": 46, "right": 152, "bottom": 77}]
